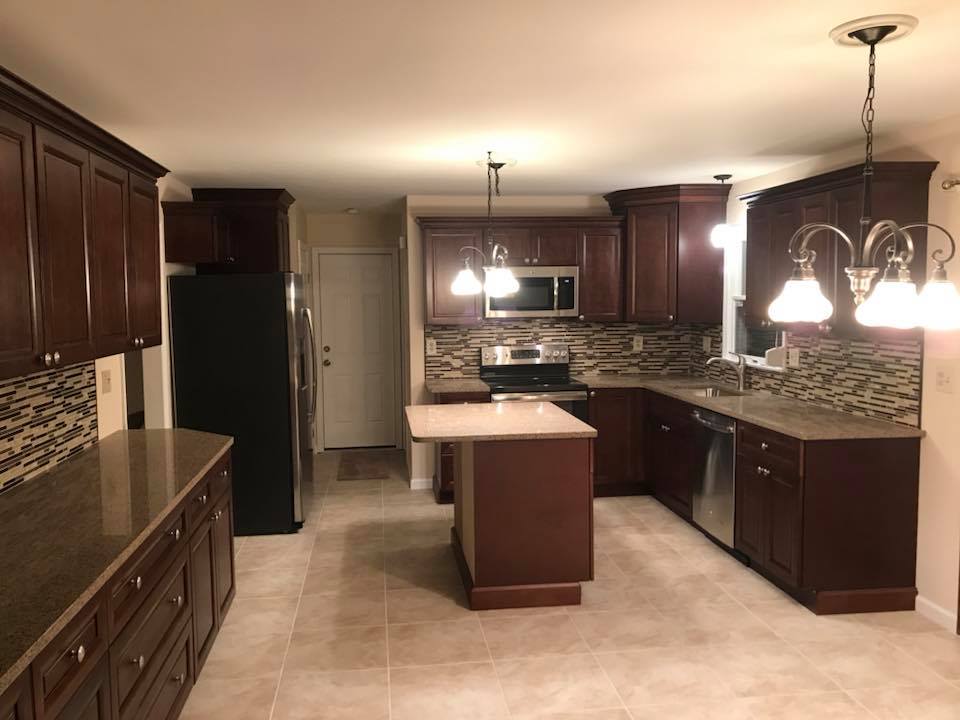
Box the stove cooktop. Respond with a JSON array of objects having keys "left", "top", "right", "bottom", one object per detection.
[{"left": 483, "top": 376, "right": 587, "bottom": 394}]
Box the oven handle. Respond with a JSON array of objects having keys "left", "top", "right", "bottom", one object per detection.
[{"left": 491, "top": 391, "right": 588, "bottom": 403}]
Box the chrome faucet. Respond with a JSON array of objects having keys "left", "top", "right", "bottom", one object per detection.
[{"left": 706, "top": 353, "right": 747, "bottom": 392}]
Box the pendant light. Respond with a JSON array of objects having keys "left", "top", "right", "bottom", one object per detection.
[
  {"left": 768, "top": 15, "right": 959, "bottom": 330},
  {"left": 709, "top": 174, "right": 738, "bottom": 248},
  {"left": 448, "top": 152, "right": 518, "bottom": 298}
]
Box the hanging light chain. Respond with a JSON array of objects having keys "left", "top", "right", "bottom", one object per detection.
[{"left": 857, "top": 42, "right": 879, "bottom": 252}]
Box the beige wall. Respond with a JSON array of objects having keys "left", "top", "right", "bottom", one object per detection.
[
  {"left": 401, "top": 194, "right": 610, "bottom": 485},
  {"left": 725, "top": 114, "right": 960, "bottom": 629},
  {"left": 305, "top": 212, "right": 401, "bottom": 248}
]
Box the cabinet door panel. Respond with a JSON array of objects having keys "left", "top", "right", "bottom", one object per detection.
[
  {"left": 0, "top": 106, "right": 43, "bottom": 379},
  {"left": 213, "top": 495, "right": 236, "bottom": 620},
  {"left": 589, "top": 389, "right": 633, "bottom": 488},
  {"left": 743, "top": 205, "right": 772, "bottom": 328},
  {"left": 789, "top": 192, "right": 836, "bottom": 334},
  {"left": 578, "top": 229, "right": 623, "bottom": 321},
  {"left": 189, "top": 522, "right": 217, "bottom": 674},
  {"left": 129, "top": 175, "right": 162, "bottom": 347},
  {"left": 626, "top": 204, "right": 677, "bottom": 322},
  {"left": 765, "top": 464, "right": 803, "bottom": 586},
  {"left": 533, "top": 227, "right": 578, "bottom": 266},
  {"left": 487, "top": 227, "right": 531, "bottom": 267},
  {"left": 161, "top": 204, "right": 220, "bottom": 263},
  {"left": 35, "top": 126, "right": 95, "bottom": 365},
  {"left": 767, "top": 199, "right": 802, "bottom": 326},
  {"left": 89, "top": 153, "right": 131, "bottom": 357},
  {"left": 52, "top": 658, "right": 110, "bottom": 720},
  {"left": 424, "top": 229, "right": 484, "bottom": 325},
  {"left": 734, "top": 455, "right": 766, "bottom": 564}
]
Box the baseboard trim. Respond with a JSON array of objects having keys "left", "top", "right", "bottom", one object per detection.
[
  {"left": 916, "top": 594, "right": 958, "bottom": 633},
  {"left": 409, "top": 476, "right": 432, "bottom": 491}
]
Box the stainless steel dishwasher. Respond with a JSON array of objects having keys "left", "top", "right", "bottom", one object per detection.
[{"left": 690, "top": 408, "right": 736, "bottom": 549}]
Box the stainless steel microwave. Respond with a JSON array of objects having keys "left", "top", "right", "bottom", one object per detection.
[{"left": 485, "top": 266, "right": 579, "bottom": 319}]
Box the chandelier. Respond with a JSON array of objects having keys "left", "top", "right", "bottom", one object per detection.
[
  {"left": 768, "top": 15, "right": 959, "bottom": 330},
  {"left": 450, "top": 152, "right": 519, "bottom": 298}
]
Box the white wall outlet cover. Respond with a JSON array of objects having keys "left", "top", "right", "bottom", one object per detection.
[
  {"left": 935, "top": 361, "right": 955, "bottom": 394},
  {"left": 702, "top": 337, "right": 711, "bottom": 353},
  {"left": 787, "top": 347, "right": 801, "bottom": 368},
  {"left": 633, "top": 335, "right": 645, "bottom": 352},
  {"left": 425, "top": 338, "right": 438, "bottom": 355},
  {"left": 100, "top": 369, "right": 112, "bottom": 394}
]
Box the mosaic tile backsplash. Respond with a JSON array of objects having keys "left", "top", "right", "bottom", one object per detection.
[
  {"left": 0, "top": 363, "right": 98, "bottom": 494},
  {"left": 425, "top": 321, "right": 922, "bottom": 427}
]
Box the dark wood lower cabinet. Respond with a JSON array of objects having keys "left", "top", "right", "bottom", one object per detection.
[
  {"left": 588, "top": 388, "right": 645, "bottom": 496},
  {"left": 431, "top": 391, "right": 490, "bottom": 503},
  {"left": 645, "top": 394, "right": 695, "bottom": 519},
  {"left": 52, "top": 658, "right": 110, "bottom": 720},
  {"left": 0, "top": 671, "right": 33, "bottom": 720}
]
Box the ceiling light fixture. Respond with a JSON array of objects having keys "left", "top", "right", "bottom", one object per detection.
[
  {"left": 709, "top": 174, "right": 738, "bottom": 248},
  {"left": 449, "top": 151, "right": 518, "bottom": 298},
  {"left": 769, "top": 15, "right": 959, "bottom": 330}
]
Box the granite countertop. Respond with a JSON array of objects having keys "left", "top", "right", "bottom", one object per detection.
[
  {"left": 425, "top": 378, "right": 490, "bottom": 394},
  {"left": 575, "top": 374, "right": 924, "bottom": 441},
  {"left": 406, "top": 402, "right": 597, "bottom": 442},
  {"left": 0, "top": 429, "right": 233, "bottom": 695}
]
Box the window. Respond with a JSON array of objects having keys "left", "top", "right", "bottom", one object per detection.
[{"left": 721, "top": 229, "right": 786, "bottom": 371}]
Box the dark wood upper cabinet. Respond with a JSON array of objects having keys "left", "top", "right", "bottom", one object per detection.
[
  {"left": 607, "top": 184, "right": 731, "bottom": 325},
  {"left": 162, "top": 189, "right": 294, "bottom": 272},
  {"left": 0, "top": 104, "right": 43, "bottom": 379},
  {"left": 34, "top": 126, "right": 95, "bottom": 367},
  {"left": 533, "top": 227, "right": 578, "bottom": 266},
  {"left": 424, "top": 227, "right": 484, "bottom": 325},
  {"left": 578, "top": 227, "right": 623, "bottom": 321},
  {"left": 128, "top": 174, "right": 162, "bottom": 348},
  {"left": 89, "top": 153, "right": 131, "bottom": 357},
  {"left": 487, "top": 227, "right": 532, "bottom": 267},
  {"left": 741, "top": 162, "right": 937, "bottom": 338}
]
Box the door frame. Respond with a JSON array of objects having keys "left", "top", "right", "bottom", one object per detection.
[{"left": 309, "top": 246, "right": 403, "bottom": 452}]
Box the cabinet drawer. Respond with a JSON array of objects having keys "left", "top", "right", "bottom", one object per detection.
[
  {"left": 50, "top": 657, "right": 111, "bottom": 720},
  {"left": 109, "top": 512, "right": 186, "bottom": 636},
  {"left": 738, "top": 423, "right": 801, "bottom": 470},
  {"left": 1, "top": 668, "right": 34, "bottom": 720},
  {"left": 32, "top": 596, "right": 107, "bottom": 719},
  {"left": 140, "top": 625, "right": 193, "bottom": 720},
  {"left": 113, "top": 552, "right": 190, "bottom": 715},
  {"left": 435, "top": 391, "right": 490, "bottom": 404},
  {"left": 208, "top": 453, "right": 232, "bottom": 505}
]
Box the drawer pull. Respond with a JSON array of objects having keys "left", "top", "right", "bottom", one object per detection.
[
  {"left": 196, "top": 493, "right": 208, "bottom": 506},
  {"left": 172, "top": 672, "right": 186, "bottom": 686},
  {"left": 69, "top": 644, "right": 86, "bottom": 664},
  {"left": 760, "top": 442, "right": 770, "bottom": 451},
  {"left": 170, "top": 594, "right": 184, "bottom": 609},
  {"left": 169, "top": 527, "right": 181, "bottom": 541},
  {"left": 130, "top": 575, "right": 143, "bottom": 591},
  {"left": 757, "top": 465, "right": 771, "bottom": 477},
  {"left": 130, "top": 655, "right": 146, "bottom": 671},
  {"left": 660, "top": 424, "right": 671, "bottom": 432},
  {"left": 218, "top": 469, "right": 228, "bottom": 478}
]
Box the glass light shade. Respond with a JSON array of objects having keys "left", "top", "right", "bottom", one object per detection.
[
  {"left": 855, "top": 280, "right": 919, "bottom": 329},
  {"left": 483, "top": 266, "right": 519, "bottom": 298},
  {"left": 918, "top": 278, "right": 960, "bottom": 330},
  {"left": 450, "top": 266, "right": 482, "bottom": 295},
  {"left": 768, "top": 279, "right": 834, "bottom": 323},
  {"left": 710, "top": 223, "right": 738, "bottom": 249}
]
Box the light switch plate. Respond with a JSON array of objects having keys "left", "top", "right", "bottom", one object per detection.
[
  {"left": 633, "top": 335, "right": 645, "bottom": 352},
  {"left": 100, "top": 369, "right": 112, "bottom": 395},
  {"left": 787, "top": 347, "right": 801, "bottom": 368},
  {"left": 935, "top": 362, "right": 955, "bottom": 394},
  {"left": 425, "top": 338, "right": 438, "bottom": 355},
  {"left": 702, "top": 337, "right": 711, "bottom": 353}
]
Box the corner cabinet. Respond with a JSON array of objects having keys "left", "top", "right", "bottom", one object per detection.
[
  {"left": 606, "top": 184, "right": 730, "bottom": 325},
  {"left": 741, "top": 162, "right": 937, "bottom": 337},
  {"left": 418, "top": 217, "right": 624, "bottom": 326},
  {"left": 0, "top": 69, "right": 167, "bottom": 381}
]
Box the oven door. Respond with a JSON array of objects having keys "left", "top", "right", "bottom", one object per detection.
[
  {"left": 485, "top": 266, "right": 579, "bottom": 318},
  {"left": 490, "top": 391, "right": 589, "bottom": 421}
]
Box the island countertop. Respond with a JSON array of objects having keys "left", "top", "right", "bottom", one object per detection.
[
  {"left": 406, "top": 401, "right": 597, "bottom": 442},
  {"left": 0, "top": 428, "right": 233, "bottom": 695}
]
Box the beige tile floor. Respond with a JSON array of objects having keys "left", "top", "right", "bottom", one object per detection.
[{"left": 182, "top": 449, "right": 960, "bottom": 720}]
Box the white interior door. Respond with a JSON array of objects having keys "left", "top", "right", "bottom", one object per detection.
[{"left": 317, "top": 253, "right": 398, "bottom": 448}]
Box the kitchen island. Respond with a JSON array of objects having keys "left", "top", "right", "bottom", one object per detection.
[{"left": 406, "top": 401, "right": 597, "bottom": 610}]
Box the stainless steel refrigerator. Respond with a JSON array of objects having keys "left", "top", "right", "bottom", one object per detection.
[{"left": 169, "top": 273, "right": 317, "bottom": 535}]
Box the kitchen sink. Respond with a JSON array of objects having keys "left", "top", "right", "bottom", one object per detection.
[{"left": 679, "top": 386, "right": 745, "bottom": 398}]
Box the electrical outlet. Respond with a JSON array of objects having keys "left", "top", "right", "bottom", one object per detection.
[
  {"left": 935, "top": 362, "right": 955, "bottom": 394},
  {"left": 633, "top": 335, "right": 645, "bottom": 352},
  {"left": 702, "top": 337, "right": 711, "bottom": 353},
  {"left": 787, "top": 348, "right": 801, "bottom": 368},
  {"left": 100, "top": 369, "right": 112, "bottom": 395},
  {"left": 425, "top": 338, "right": 438, "bottom": 355}
]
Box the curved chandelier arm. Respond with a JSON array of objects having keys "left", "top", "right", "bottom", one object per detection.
[
  {"left": 458, "top": 243, "right": 509, "bottom": 267},
  {"left": 787, "top": 223, "right": 857, "bottom": 266},
  {"left": 901, "top": 223, "right": 956, "bottom": 267},
  {"left": 861, "top": 219, "right": 916, "bottom": 268}
]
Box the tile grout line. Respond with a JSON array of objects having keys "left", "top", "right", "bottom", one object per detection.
[
  {"left": 476, "top": 608, "right": 515, "bottom": 718},
  {"left": 381, "top": 478, "right": 393, "bottom": 720}
]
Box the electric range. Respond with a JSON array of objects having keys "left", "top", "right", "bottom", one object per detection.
[{"left": 480, "top": 343, "right": 589, "bottom": 420}]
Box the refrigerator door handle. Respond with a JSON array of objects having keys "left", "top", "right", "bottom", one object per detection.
[{"left": 303, "top": 307, "right": 319, "bottom": 420}]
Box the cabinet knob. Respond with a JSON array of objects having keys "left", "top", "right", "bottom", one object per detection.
[
  {"left": 818, "top": 323, "right": 833, "bottom": 334},
  {"left": 172, "top": 672, "right": 186, "bottom": 687},
  {"left": 170, "top": 594, "right": 184, "bottom": 609},
  {"left": 196, "top": 493, "right": 208, "bottom": 506},
  {"left": 323, "top": 345, "right": 331, "bottom": 352},
  {"left": 218, "top": 469, "right": 228, "bottom": 478},
  {"left": 53, "top": 351, "right": 61, "bottom": 365},
  {"left": 43, "top": 353, "right": 53, "bottom": 367},
  {"left": 756, "top": 465, "right": 771, "bottom": 477},
  {"left": 131, "top": 655, "right": 146, "bottom": 671},
  {"left": 660, "top": 424, "right": 671, "bottom": 432},
  {"left": 760, "top": 442, "right": 769, "bottom": 451},
  {"left": 323, "top": 359, "right": 332, "bottom": 367},
  {"left": 70, "top": 644, "right": 86, "bottom": 664},
  {"left": 578, "top": 315, "right": 585, "bottom": 321},
  {"left": 168, "top": 527, "right": 181, "bottom": 541},
  {"left": 130, "top": 575, "right": 143, "bottom": 590},
  {"left": 532, "top": 257, "right": 539, "bottom": 264},
  {"left": 589, "top": 391, "right": 597, "bottom": 398},
  {"left": 524, "top": 257, "right": 531, "bottom": 264},
  {"left": 227, "top": 256, "right": 236, "bottom": 263},
  {"left": 210, "top": 510, "right": 223, "bottom": 522}
]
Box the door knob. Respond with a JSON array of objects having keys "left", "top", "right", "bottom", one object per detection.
[
  {"left": 323, "top": 345, "right": 331, "bottom": 352},
  {"left": 323, "top": 359, "right": 331, "bottom": 367}
]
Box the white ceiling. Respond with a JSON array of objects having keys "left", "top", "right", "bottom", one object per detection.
[{"left": 2, "top": 1, "right": 958, "bottom": 210}]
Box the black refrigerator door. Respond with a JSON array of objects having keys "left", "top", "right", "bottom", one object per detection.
[{"left": 170, "top": 273, "right": 301, "bottom": 535}]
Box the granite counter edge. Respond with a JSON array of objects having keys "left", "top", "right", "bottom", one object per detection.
[{"left": 0, "top": 437, "right": 234, "bottom": 696}]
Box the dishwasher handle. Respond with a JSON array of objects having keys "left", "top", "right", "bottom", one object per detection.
[{"left": 691, "top": 409, "right": 735, "bottom": 434}]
